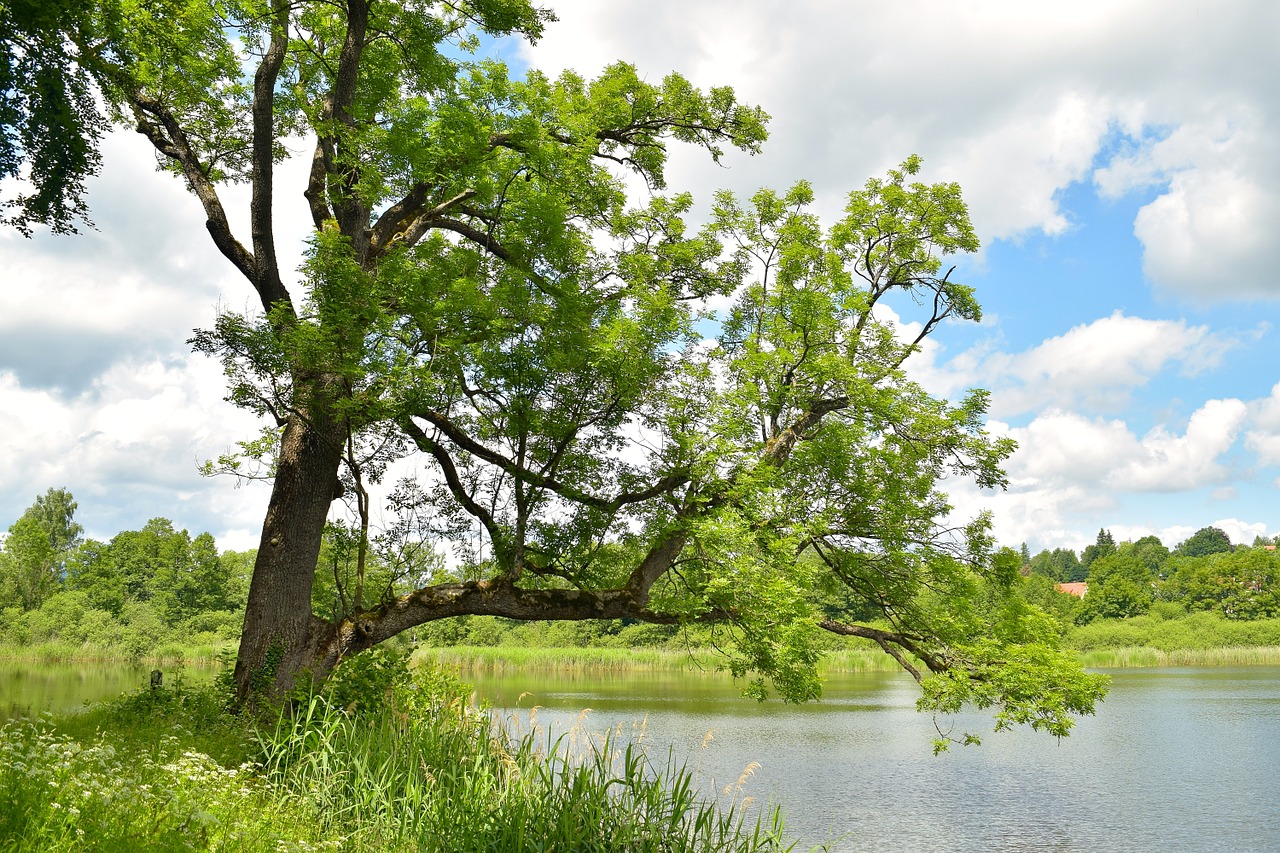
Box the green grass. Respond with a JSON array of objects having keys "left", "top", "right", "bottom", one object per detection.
[
  {"left": 0, "top": 640, "right": 233, "bottom": 666},
  {"left": 0, "top": 661, "right": 792, "bottom": 852},
  {"left": 1077, "top": 646, "right": 1280, "bottom": 668},
  {"left": 414, "top": 644, "right": 903, "bottom": 675}
]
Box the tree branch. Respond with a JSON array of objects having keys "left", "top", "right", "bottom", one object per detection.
[
  {"left": 249, "top": 0, "right": 292, "bottom": 311},
  {"left": 130, "top": 95, "right": 258, "bottom": 288}
]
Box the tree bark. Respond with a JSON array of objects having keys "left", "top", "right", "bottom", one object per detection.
[{"left": 232, "top": 386, "right": 346, "bottom": 705}]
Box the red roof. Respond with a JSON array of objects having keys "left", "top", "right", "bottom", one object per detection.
[{"left": 1055, "top": 582, "right": 1088, "bottom": 598}]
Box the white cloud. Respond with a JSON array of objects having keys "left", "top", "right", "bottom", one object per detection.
[
  {"left": 907, "top": 311, "right": 1241, "bottom": 417},
  {"left": 523, "top": 0, "right": 1280, "bottom": 300},
  {"left": 999, "top": 399, "right": 1246, "bottom": 495},
  {"left": 1245, "top": 381, "right": 1280, "bottom": 467},
  {"left": 0, "top": 355, "right": 270, "bottom": 548},
  {"left": 956, "top": 399, "right": 1248, "bottom": 550}
]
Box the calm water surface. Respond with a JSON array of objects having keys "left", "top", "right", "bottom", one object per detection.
[
  {"left": 467, "top": 666, "right": 1280, "bottom": 852},
  {"left": 0, "top": 661, "right": 215, "bottom": 719},
  {"left": 3, "top": 662, "right": 1277, "bottom": 851}
]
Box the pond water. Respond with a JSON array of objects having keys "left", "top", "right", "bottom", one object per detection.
[
  {"left": 0, "top": 661, "right": 215, "bottom": 719},
  {"left": 465, "top": 666, "right": 1280, "bottom": 852},
  {"left": 3, "top": 661, "right": 1278, "bottom": 851}
]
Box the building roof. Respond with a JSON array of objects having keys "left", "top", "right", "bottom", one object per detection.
[{"left": 1055, "top": 582, "right": 1088, "bottom": 598}]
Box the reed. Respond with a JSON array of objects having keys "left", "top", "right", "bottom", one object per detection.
[
  {"left": 0, "top": 640, "right": 232, "bottom": 666},
  {"left": 415, "top": 644, "right": 904, "bottom": 675},
  {"left": 415, "top": 644, "right": 724, "bottom": 673},
  {"left": 1077, "top": 646, "right": 1280, "bottom": 668},
  {"left": 0, "top": 662, "right": 791, "bottom": 852}
]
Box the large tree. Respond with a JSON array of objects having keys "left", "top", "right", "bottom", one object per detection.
[
  {"left": 1, "top": 0, "right": 1104, "bottom": 739},
  {"left": 0, "top": 487, "right": 83, "bottom": 610}
]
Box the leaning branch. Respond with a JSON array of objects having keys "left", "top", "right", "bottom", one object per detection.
[{"left": 817, "top": 617, "right": 949, "bottom": 677}]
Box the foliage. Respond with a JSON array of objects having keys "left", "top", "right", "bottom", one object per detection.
[
  {"left": 1076, "top": 554, "right": 1155, "bottom": 623},
  {"left": 1162, "top": 547, "right": 1280, "bottom": 620},
  {"left": 1027, "top": 547, "right": 1085, "bottom": 583},
  {"left": 1080, "top": 528, "right": 1116, "bottom": 568},
  {"left": 6, "top": 0, "right": 1107, "bottom": 739},
  {"left": 0, "top": 488, "right": 83, "bottom": 610},
  {"left": 0, "top": 666, "right": 789, "bottom": 851},
  {"left": 1118, "top": 535, "right": 1170, "bottom": 578},
  {"left": 1175, "top": 526, "right": 1234, "bottom": 558},
  {"left": 0, "top": 0, "right": 111, "bottom": 233},
  {"left": 1067, "top": 610, "right": 1280, "bottom": 653},
  {"left": 0, "top": 494, "right": 250, "bottom": 658}
]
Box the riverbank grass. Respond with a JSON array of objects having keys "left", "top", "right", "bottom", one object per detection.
[
  {"left": 0, "top": 639, "right": 233, "bottom": 666},
  {"left": 0, "top": 656, "right": 791, "bottom": 852},
  {"left": 414, "top": 644, "right": 900, "bottom": 675},
  {"left": 1077, "top": 646, "right": 1280, "bottom": 668}
]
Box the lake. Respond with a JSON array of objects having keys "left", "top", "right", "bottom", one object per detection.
[
  {"left": 465, "top": 666, "right": 1280, "bottom": 852},
  {"left": 3, "top": 661, "right": 1278, "bottom": 851}
]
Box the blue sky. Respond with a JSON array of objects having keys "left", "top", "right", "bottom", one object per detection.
[{"left": 2, "top": 0, "right": 1279, "bottom": 556}]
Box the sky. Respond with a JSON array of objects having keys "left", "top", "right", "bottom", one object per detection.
[{"left": 2, "top": 0, "right": 1279, "bottom": 556}]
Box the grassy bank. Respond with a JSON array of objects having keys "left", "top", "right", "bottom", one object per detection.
[
  {"left": 416, "top": 644, "right": 902, "bottom": 675},
  {"left": 1076, "top": 646, "right": 1280, "bottom": 668},
  {"left": 0, "top": 639, "right": 233, "bottom": 666},
  {"left": 0, "top": 657, "right": 791, "bottom": 852}
]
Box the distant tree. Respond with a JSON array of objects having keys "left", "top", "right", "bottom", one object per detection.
[
  {"left": 1078, "top": 554, "right": 1153, "bottom": 622},
  {"left": 1018, "top": 572, "right": 1082, "bottom": 627},
  {"left": 0, "top": 488, "right": 83, "bottom": 609},
  {"left": 1028, "top": 547, "right": 1086, "bottom": 583},
  {"left": 1175, "top": 527, "right": 1233, "bottom": 558},
  {"left": 218, "top": 549, "right": 256, "bottom": 613},
  {"left": 1019, "top": 542, "right": 1031, "bottom": 565},
  {"left": 1118, "top": 535, "right": 1170, "bottom": 578},
  {"left": 1164, "top": 549, "right": 1280, "bottom": 620},
  {"left": 151, "top": 531, "right": 230, "bottom": 623},
  {"left": 65, "top": 538, "right": 124, "bottom": 615},
  {"left": 1080, "top": 528, "right": 1117, "bottom": 569},
  {"left": 104, "top": 518, "right": 190, "bottom": 604}
]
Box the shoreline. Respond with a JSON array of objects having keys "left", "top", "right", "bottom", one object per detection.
[{"left": 5, "top": 641, "right": 1280, "bottom": 672}]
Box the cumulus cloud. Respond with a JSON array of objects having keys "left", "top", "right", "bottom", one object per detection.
[
  {"left": 0, "top": 354, "right": 271, "bottom": 548},
  {"left": 997, "top": 399, "right": 1246, "bottom": 495},
  {"left": 907, "top": 311, "right": 1243, "bottom": 417},
  {"left": 1245, "top": 381, "right": 1280, "bottom": 468},
  {"left": 0, "top": 128, "right": 316, "bottom": 544},
  {"left": 523, "top": 0, "right": 1280, "bottom": 299}
]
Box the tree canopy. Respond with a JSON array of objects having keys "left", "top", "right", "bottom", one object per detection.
[{"left": 0, "top": 0, "right": 1105, "bottom": 743}]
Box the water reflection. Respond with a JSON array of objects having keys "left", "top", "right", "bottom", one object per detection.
[
  {"left": 3, "top": 659, "right": 1277, "bottom": 851},
  {"left": 469, "top": 666, "right": 1280, "bottom": 853},
  {"left": 0, "top": 661, "right": 214, "bottom": 719}
]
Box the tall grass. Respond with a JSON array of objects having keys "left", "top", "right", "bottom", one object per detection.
[
  {"left": 257, "top": 661, "right": 789, "bottom": 852},
  {"left": 1077, "top": 646, "right": 1280, "bottom": 668},
  {"left": 0, "top": 658, "right": 791, "bottom": 852},
  {"left": 415, "top": 644, "right": 902, "bottom": 675},
  {"left": 0, "top": 640, "right": 232, "bottom": 666}
]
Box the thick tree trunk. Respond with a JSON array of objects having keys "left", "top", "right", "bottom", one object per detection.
[{"left": 232, "top": 391, "right": 345, "bottom": 705}]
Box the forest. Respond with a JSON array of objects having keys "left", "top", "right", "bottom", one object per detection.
[{"left": 4, "top": 487, "right": 1279, "bottom": 660}]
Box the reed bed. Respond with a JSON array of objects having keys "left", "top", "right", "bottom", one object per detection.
[
  {"left": 414, "top": 644, "right": 904, "bottom": 676},
  {"left": 1077, "top": 646, "right": 1280, "bottom": 668},
  {"left": 0, "top": 640, "right": 232, "bottom": 666}
]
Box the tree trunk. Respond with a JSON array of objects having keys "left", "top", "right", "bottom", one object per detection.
[{"left": 232, "top": 390, "right": 345, "bottom": 705}]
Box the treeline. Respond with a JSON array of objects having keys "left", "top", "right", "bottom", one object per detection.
[
  {"left": 0, "top": 488, "right": 254, "bottom": 657},
  {"left": 1020, "top": 526, "right": 1280, "bottom": 625},
  {"left": 6, "top": 485, "right": 1278, "bottom": 659},
  {"left": 0, "top": 487, "right": 438, "bottom": 659}
]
